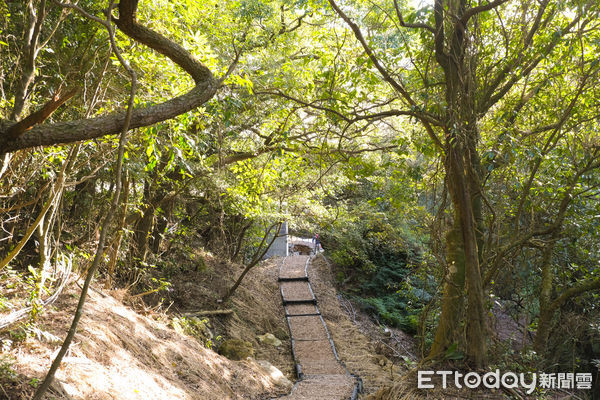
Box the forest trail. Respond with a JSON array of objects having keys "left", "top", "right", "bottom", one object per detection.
[{"left": 278, "top": 254, "right": 360, "bottom": 400}]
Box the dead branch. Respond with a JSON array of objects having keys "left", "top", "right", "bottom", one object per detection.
[{"left": 182, "top": 309, "right": 235, "bottom": 317}]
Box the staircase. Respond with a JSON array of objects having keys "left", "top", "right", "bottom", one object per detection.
[{"left": 277, "top": 255, "right": 360, "bottom": 400}]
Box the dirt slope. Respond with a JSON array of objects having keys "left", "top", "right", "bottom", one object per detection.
[
  {"left": 0, "top": 257, "right": 292, "bottom": 400},
  {"left": 1, "top": 250, "right": 415, "bottom": 400},
  {"left": 307, "top": 254, "right": 418, "bottom": 399}
]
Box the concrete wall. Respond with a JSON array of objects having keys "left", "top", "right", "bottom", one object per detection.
[{"left": 264, "top": 222, "right": 289, "bottom": 259}]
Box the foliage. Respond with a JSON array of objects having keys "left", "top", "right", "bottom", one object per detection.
[
  {"left": 316, "top": 151, "right": 435, "bottom": 335},
  {"left": 0, "top": 354, "right": 17, "bottom": 383},
  {"left": 0, "top": 0, "right": 599, "bottom": 381},
  {"left": 171, "top": 316, "right": 218, "bottom": 348}
]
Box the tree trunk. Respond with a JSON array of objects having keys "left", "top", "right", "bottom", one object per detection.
[
  {"left": 430, "top": 141, "right": 487, "bottom": 367},
  {"left": 132, "top": 205, "right": 154, "bottom": 262},
  {"left": 429, "top": 226, "right": 465, "bottom": 358},
  {"left": 150, "top": 193, "right": 173, "bottom": 254},
  {"left": 533, "top": 232, "right": 558, "bottom": 352},
  {"left": 429, "top": 39, "right": 487, "bottom": 365},
  {"left": 221, "top": 222, "right": 282, "bottom": 302}
]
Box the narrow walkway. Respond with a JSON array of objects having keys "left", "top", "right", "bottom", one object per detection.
[{"left": 278, "top": 255, "right": 360, "bottom": 400}]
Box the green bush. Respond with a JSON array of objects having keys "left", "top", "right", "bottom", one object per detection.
[
  {"left": 326, "top": 213, "right": 431, "bottom": 335},
  {"left": 359, "top": 295, "right": 419, "bottom": 333}
]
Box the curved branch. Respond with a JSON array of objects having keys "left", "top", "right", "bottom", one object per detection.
[
  {"left": 114, "top": 0, "right": 212, "bottom": 83},
  {"left": 1, "top": 82, "right": 215, "bottom": 153},
  {"left": 459, "top": 0, "right": 512, "bottom": 27},
  {"left": 328, "top": 0, "right": 413, "bottom": 104},
  {"left": 393, "top": 0, "right": 435, "bottom": 33},
  {"left": 350, "top": 109, "right": 443, "bottom": 126},
  {"left": 0, "top": 0, "right": 217, "bottom": 154},
  {"left": 325, "top": 0, "right": 444, "bottom": 149},
  {"left": 549, "top": 278, "right": 600, "bottom": 312}
]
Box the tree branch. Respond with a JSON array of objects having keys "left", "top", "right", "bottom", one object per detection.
[
  {"left": 459, "top": 0, "right": 512, "bottom": 27},
  {"left": 329, "top": 0, "right": 444, "bottom": 149},
  {"left": 114, "top": 1, "right": 211, "bottom": 83},
  {"left": 546, "top": 277, "right": 600, "bottom": 314},
  {"left": 328, "top": 0, "right": 414, "bottom": 104},
  {"left": 393, "top": 0, "right": 435, "bottom": 33},
  {"left": 0, "top": 0, "right": 217, "bottom": 153},
  {"left": 3, "top": 88, "right": 78, "bottom": 140}
]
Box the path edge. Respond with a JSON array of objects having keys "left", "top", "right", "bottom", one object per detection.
[{"left": 276, "top": 254, "right": 363, "bottom": 399}]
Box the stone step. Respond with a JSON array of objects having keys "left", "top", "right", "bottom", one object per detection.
[
  {"left": 293, "top": 339, "right": 336, "bottom": 362},
  {"left": 287, "top": 375, "right": 355, "bottom": 399},
  {"left": 297, "top": 359, "right": 347, "bottom": 376},
  {"left": 285, "top": 312, "right": 321, "bottom": 317},
  {"left": 278, "top": 254, "right": 359, "bottom": 400},
  {"left": 285, "top": 303, "right": 319, "bottom": 316},
  {"left": 280, "top": 281, "right": 315, "bottom": 302},
  {"left": 287, "top": 315, "right": 328, "bottom": 340}
]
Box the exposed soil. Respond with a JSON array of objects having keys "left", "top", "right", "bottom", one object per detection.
[
  {"left": 291, "top": 244, "right": 312, "bottom": 256},
  {"left": 149, "top": 254, "right": 295, "bottom": 381},
  {"left": 0, "top": 248, "right": 436, "bottom": 400},
  {"left": 0, "top": 285, "right": 285, "bottom": 400},
  {"left": 307, "top": 254, "right": 419, "bottom": 399},
  {"left": 0, "top": 256, "right": 294, "bottom": 400}
]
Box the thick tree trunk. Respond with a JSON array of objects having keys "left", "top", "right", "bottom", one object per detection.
[
  {"left": 429, "top": 226, "right": 465, "bottom": 358},
  {"left": 452, "top": 153, "right": 486, "bottom": 366},
  {"left": 429, "top": 39, "right": 487, "bottom": 365},
  {"left": 430, "top": 141, "right": 487, "bottom": 367},
  {"left": 534, "top": 309, "right": 554, "bottom": 352}
]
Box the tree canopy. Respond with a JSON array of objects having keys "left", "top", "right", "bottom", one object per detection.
[{"left": 1, "top": 0, "right": 600, "bottom": 396}]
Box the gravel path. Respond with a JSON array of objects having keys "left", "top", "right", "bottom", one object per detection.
[{"left": 278, "top": 255, "right": 358, "bottom": 399}]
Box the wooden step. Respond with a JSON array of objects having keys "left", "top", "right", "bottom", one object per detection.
[
  {"left": 285, "top": 312, "right": 321, "bottom": 317},
  {"left": 278, "top": 276, "right": 309, "bottom": 282},
  {"left": 282, "top": 299, "right": 317, "bottom": 305}
]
